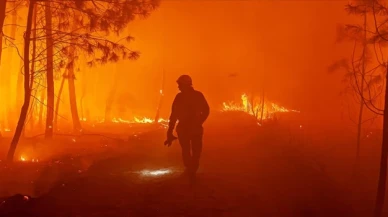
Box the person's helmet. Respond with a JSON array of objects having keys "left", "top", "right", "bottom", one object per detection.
[{"left": 176, "top": 75, "right": 192, "bottom": 86}]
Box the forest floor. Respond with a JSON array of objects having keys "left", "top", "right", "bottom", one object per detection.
[{"left": 0, "top": 113, "right": 385, "bottom": 217}]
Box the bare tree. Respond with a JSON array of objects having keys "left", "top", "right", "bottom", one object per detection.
[
  {"left": 44, "top": 0, "right": 55, "bottom": 138},
  {"left": 330, "top": 0, "right": 382, "bottom": 176},
  {"left": 54, "top": 71, "right": 66, "bottom": 129},
  {"left": 104, "top": 64, "right": 119, "bottom": 122},
  {"left": 67, "top": 41, "right": 82, "bottom": 132},
  {"left": 338, "top": 1, "right": 388, "bottom": 216},
  {"left": 7, "top": 0, "right": 35, "bottom": 161},
  {"left": 369, "top": 1, "right": 388, "bottom": 216},
  {"left": 0, "top": 0, "right": 7, "bottom": 66}
]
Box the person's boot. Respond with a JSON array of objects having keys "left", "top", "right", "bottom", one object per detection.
[
  {"left": 189, "top": 170, "right": 196, "bottom": 185},
  {"left": 180, "top": 168, "right": 190, "bottom": 178}
]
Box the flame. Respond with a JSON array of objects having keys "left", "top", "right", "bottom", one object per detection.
[
  {"left": 133, "top": 117, "right": 154, "bottom": 123},
  {"left": 0, "top": 125, "right": 11, "bottom": 132},
  {"left": 19, "top": 155, "right": 39, "bottom": 162},
  {"left": 109, "top": 117, "right": 168, "bottom": 124},
  {"left": 112, "top": 117, "right": 132, "bottom": 124},
  {"left": 90, "top": 116, "right": 170, "bottom": 125},
  {"left": 222, "top": 93, "right": 299, "bottom": 120}
]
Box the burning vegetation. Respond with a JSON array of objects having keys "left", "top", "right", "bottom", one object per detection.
[{"left": 222, "top": 93, "right": 299, "bottom": 122}]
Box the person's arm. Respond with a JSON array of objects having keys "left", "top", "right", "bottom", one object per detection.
[
  {"left": 199, "top": 92, "right": 210, "bottom": 124},
  {"left": 167, "top": 94, "right": 179, "bottom": 134}
]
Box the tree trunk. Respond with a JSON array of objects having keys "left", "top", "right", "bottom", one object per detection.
[
  {"left": 104, "top": 89, "right": 116, "bottom": 122},
  {"left": 79, "top": 68, "right": 87, "bottom": 121},
  {"left": 0, "top": 0, "right": 6, "bottom": 132},
  {"left": 7, "top": 0, "right": 34, "bottom": 162},
  {"left": 84, "top": 68, "right": 91, "bottom": 121},
  {"left": 38, "top": 81, "right": 45, "bottom": 128},
  {"left": 80, "top": 94, "right": 84, "bottom": 121},
  {"left": 23, "top": 4, "right": 37, "bottom": 136},
  {"left": 356, "top": 98, "right": 364, "bottom": 161},
  {"left": 16, "top": 51, "right": 24, "bottom": 112},
  {"left": 373, "top": 64, "right": 388, "bottom": 217},
  {"left": 8, "top": 2, "right": 18, "bottom": 130},
  {"left": 44, "top": 1, "right": 54, "bottom": 139},
  {"left": 93, "top": 69, "right": 100, "bottom": 119},
  {"left": 68, "top": 61, "right": 82, "bottom": 132},
  {"left": 355, "top": 12, "right": 367, "bottom": 174},
  {"left": 260, "top": 89, "right": 265, "bottom": 123},
  {"left": 154, "top": 70, "right": 165, "bottom": 123},
  {"left": 249, "top": 92, "right": 256, "bottom": 118},
  {"left": 0, "top": 0, "right": 7, "bottom": 66},
  {"left": 54, "top": 72, "right": 66, "bottom": 130},
  {"left": 104, "top": 67, "right": 119, "bottom": 122}
]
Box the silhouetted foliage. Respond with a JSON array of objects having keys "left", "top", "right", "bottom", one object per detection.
[
  {"left": 29, "top": 0, "right": 159, "bottom": 73},
  {"left": 331, "top": 0, "right": 385, "bottom": 116},
  {"left": 340, "top": 1, "right": 388, "bottom": 217}
]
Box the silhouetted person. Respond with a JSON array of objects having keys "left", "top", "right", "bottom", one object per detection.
[{"left": 166, "top": 75, "right": 210, "bottom": 182}]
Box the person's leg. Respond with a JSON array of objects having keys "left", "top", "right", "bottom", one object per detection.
[
  {"left": 177, "top": 131, "right": 191, "bottom": 172},
  {"left": 191, "top": 132, "right": 203, "bottom": 174}
]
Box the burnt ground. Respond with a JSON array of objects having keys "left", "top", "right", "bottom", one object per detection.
[{"left": 0, "top": 114, "right": 385, "bottom": 217}]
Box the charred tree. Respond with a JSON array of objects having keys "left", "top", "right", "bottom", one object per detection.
[
  {"left": 80, "top": 68, "right": 87, "bottom": 121},
  {"left": 0, "top": 0, "right": 6, "bottom": 133},
  {"left": 249, "top": 92, "right": 257, "bottom": 119},
  {"left": 355, "top": 10, "right": 368, "bottom": 171},
  {"left": 374, "top": 63, "right": 388, "bottom": 217},
  {"left": 54, "top": 72, "right": 66, "bottom": 130},
  {"left": 330, "top": 0, "right": 380, "bottom": 177},
  {"left": 25, "top": 3, "right": 38, "bottom": 136},
  {"left": 8, "top": 1, "right": 18, "bottom": 130},
  {"left": 44, "top": 1, "right": 54, "bottom": 138},
  {"left": 67, "top": 58, "right": 82, "bottom": 132},
  {"left": 260, "top": 89, "right": 265, "bottom": 124},
  {"left": 38, "top": 78, "right": 46, "bottom": 128},
  {"left": 104, "top": 67, "right": 119, "bottom": 122},
  {"left": 7, "top": 0, "right": 35, "bottom": 161},
  {"left": 154, "top": 70, "right": 165, "bottom": 123},
  {"left": 16, "top": 52, "right": 24, "bottom": 112},
  {"left": 0, "top": 0, "right": 6, "bottom": 66}
]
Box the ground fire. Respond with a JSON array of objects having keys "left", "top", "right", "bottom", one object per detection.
[{"left": 222, "top": 93, "right": 300, "bottom": 121}]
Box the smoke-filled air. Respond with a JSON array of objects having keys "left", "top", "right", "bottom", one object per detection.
[{"left": 1, "top": 0, "right": 388, "bottom": 216}]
